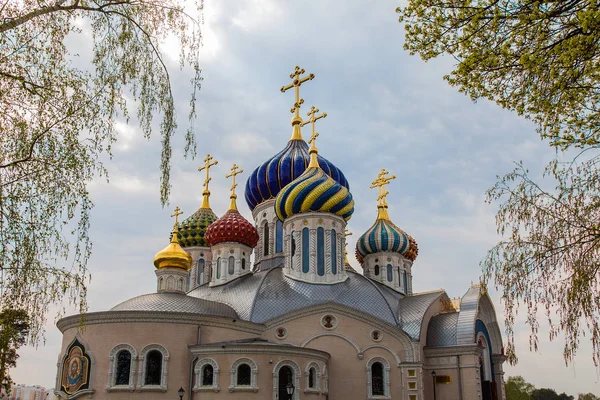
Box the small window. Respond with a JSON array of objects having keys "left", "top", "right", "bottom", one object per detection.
[
  {"left": 237, "top": 364, "right": 251, "bottom": 386},
  {"left": 263, "top": 223, "right": 270, "bottom": 256},
  {"left": 408, "top": 381, "right": 417, "bottom": 390},
  {"left": 291, "top": 231, "right": 297, "bottom": 257},
  {"left": 145, "top": 350, "right": 162, "bottom": 385},
  {"left": 403, "top": 270, "right": 408, "bottom": 292},
  {"left": 407, "top": 369, "right": 416, "bottom": 377},
  {"left": 317, "top": 227, "right": 325, "bottom": 276},
  {"left": 276, "top": 220, "right": 283, "bottom": 253},
  {"left": 228, "top": 256, "right": 235, "bottom": 275},
  {"left": 331, "top": 230, "right": 337, "bottom": 274},
  {"left": 302, "top": 228, "right": 310, "bottom": 273},
  {"left": 242, "top": 258, "right": 246, "bottom": 270},
  {"left": 386, "top": 264, "right": 393, "bottom": 282},
  {"left": 371, "top": 362, "right": 384, "bottom": 396},
  {"left": 374, "top": 265, "right": 380, "bottom": 276},
  {"left": 197, "top": 259, "right": 205, "bottom": 284},
  {"left": 115, "top": 350, "right": 131, "bottom": 385},
  {"left": 308, "top": 367, "right": 316, "bottom": 388},
  {"left": 202, "top": 364, "right": 214, "bottom": 386},
  {"left": 216, "top": 257, "right": 221, "bottom": 279}
]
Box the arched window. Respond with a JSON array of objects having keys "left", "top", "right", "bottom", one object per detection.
[
  {"left": 317, "top": 227, "right": 325, "bottom": 276},
  {"left": 273, "top": 360, "right": 301, "bottom": 400},
  {"left": 291, "top": 231, "right": 297, "bottom": 257},
  {"left": 366, "top": 357, "right": 390, "bottom": 399},
  {"left": 242, "top": 258, "right": 246, "bottom": 270},
  {"left": 159, "top": 277, "right": 164, "bottom": 290},
  {"left": 139, "top": 344, "right": 169, "bottom": 390},
  {"left": 331, "top": 230, "right": 337, "bottom": 274},
  {"left": 145, "top": 350, "right": 162, "bottom": 385},
  {"left": 386, "top": 264, "right": 393, "bottom": 282},
  {"left": 276, "top": 220, "right": 283, "bottom": 253},
  {"left": 230, "top": 358, "right": 258, "bottom": 392},
  {"left": 228, "top": 256, "right": 235, "bottom": 275},
  {"left": 177, "top": 278, "right": 183, "bottom": 291},
  {"left": 374, "top": 265, "right": 380, "bottom": 276},
  {"left": 216, "top": 258, "right": 221, "bottom": 279},
  {"left": 263, "top": 223, "right": 269, "bottom": 256},
  {"left": 108, "top": 344, "right": 137, "bottom": 390},
  {"left": 305, "top": 362, "right": 321, "bottom": 392},
  {"left": 194, "top": 357, "right": 219, "bottom": 392},
  {"left": 302, "top": 228, "right": 310, "bottom": 273},
  {"left": 197, "top": 259, "right": 205, "bottom": 285},
  {"left": 116, "top": 350, "right": 131, "bottom": 385},
  {"left": 237, "top": 364, "right": 251, "bottom": 385},
  {"left": 403, "top": 270, "right": 408, "bottom": 292}
]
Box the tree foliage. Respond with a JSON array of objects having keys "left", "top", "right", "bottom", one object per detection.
[
  {"left": 578, "top": 393, "right": 600, "bottom": 400},
  {"left": 397, "top": 0, "right": 600, "bottom": 365},
  {"left": 0, "top": 0, "right": 203, "bottom": 341},
  {"left": 506, "top": 375, "right": 535, "bottom": 400},
  {"left": 0, "top": 309, "right": 30, "bottom": 391}
]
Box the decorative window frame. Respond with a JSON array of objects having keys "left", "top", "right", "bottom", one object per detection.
[
  {"left": 320, "top": 314, "right": 338, "bottom": 330},
  {"left": 229, "top": 358, "right": 258, "bottom": 392},
  {"left": 366, "top": 357, "right": 391, "bottom": 400},
  {"left": 322, "top": 365, "right": 328, "bottom": 394},
  {"left": 138, "top": 344, "right": 169, "bottom": 392},
  {"left": 193, "top": 357, "right": 220, "bottom": 392},
  {"left": 304, "top": 362, "right": 321, "bottom": 394},
  {"left": 272, "top": 360, "right": 301, "bottom": 400},
  {"left": 106, "top": 344, "right": 137, "bottom": 391}
]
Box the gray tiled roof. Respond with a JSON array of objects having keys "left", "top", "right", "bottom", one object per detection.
[
  {"left": 456, "top": 285, "right": 480, "bottom": 345},
  {"left": 110, "top": 292, "right": 238, "bottom": 318},
  {"left": 188, "top": 268, "right": 400, "bottom": 326},
  {"left": 397, "top": 290, "right": 444, "bottom": 340},
  {"left": 426, "top": 312, "right": 459, "bottom": 347}
]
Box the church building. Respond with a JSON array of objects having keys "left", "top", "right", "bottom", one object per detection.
[{"left": 55, "top": 66, "right": 506, "bottom": 400}]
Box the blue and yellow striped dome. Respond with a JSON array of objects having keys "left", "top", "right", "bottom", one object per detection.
[
  {"left": 356, "top": 216, "right": 418, "bottom": 261},
  {"left": 245, "top": 139, "right": 349, "bottom": 210},
  {"left": 275, "top": 166, "right": 354, "bottom": 221}
]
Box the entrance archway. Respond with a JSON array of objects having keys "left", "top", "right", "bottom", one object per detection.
[{"left": 278, "top": 366, "right": 293, "bottom": 400}]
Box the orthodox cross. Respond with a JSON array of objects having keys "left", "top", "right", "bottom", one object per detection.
[
  {"left": 226, "top": 164, "right": 243, "bottom": 197},
  {"left": 370, "top": 168, "right": 396, "bottom": 207},
  {"left": 198, "top": 154, "right": 218, "bottom": 192},
  {"left": 301, "top": 106, "right": 327, "bottom": 147},
  {"left": 281, "top": 66, "right": 315, "bottom": 119},
  {"left": 171, "top": 206, "right": 183, "bottom": 226}
]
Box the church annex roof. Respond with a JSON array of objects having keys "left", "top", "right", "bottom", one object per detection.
[
  {"left": 426, "top": 312, "right": 459, "bottom": 347},
  {"left": 188, "top": 267, "right": 401, "bottom": 327},
  {"left": 110, "top": 292, "right": 238, "bottom": 318},
  {"left": 396, "top": 290, "right": 445, "bottom": 340}
]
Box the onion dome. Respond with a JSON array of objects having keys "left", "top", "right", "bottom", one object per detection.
[
  {"left": 245, "top": 138, "right": 349, "bottom": 211},
  {"left": 206, "top": 164, "right": 259, "bottom": 248},
  {"left": 356, "top": 168, "right": 418, "bottom": 262},
  {"left": 154, "top": 225, "right": 193, "bottom": 270},
  {"left": 176, "top": 153, "right": 219, "bottom": 247},
  {"left": 275, "top": 116, "right": 354, "bottom": 221}
]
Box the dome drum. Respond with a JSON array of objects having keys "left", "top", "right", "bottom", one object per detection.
[
  {"left": 361, "top": 252, "right": 413, "bottom": 295},
  {"left": 281, "top": 212, "right": 347, "bottom": 285},
  {"left": 209, "top": 243, "right": 253, "bottom": 287},
  {"left": 251, "top": 199, "right": 280, "bottom": 267}
]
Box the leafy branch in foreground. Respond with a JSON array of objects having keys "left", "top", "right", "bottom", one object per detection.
[{"left": 0, "top": 0, "right": 203, "bottom": 342}]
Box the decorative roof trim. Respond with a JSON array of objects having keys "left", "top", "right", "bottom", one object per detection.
[
  {"left": 423, "top": 344, "right": 482, "bottom": 357},
  {"left": 56, "top": 311, "right": 263, "bottom": 335},
  {"left": 189, "top": 343, "right": 330, "bottom": 362}
]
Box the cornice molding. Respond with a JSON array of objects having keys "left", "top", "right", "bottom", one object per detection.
[
  {"left": 189, "top": 344, "right": 330, "bottom": 362},
  {"left": 57, "top": 311, "right": 264, "bottom": 335},
  {"left": 423, "top": 345, "right": 482, "bottom": 357}
]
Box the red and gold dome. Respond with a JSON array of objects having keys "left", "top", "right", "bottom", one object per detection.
[{"left": 205, "top": 208, "right": 258, "bottom": 248}]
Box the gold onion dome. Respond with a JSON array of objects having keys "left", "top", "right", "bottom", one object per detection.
[
  {"left": 274, "top": 107, "right": 354, "bottom": 222},
  {"left": 154, "top": 208, "right": 193, "bottom": 270},
  {"left": 355, "top": 169, "right": 418, "bottom": 262}
]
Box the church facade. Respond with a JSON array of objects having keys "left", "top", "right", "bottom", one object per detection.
[{"left": 55, "top": 67, "right": 506, "bottom": 400}]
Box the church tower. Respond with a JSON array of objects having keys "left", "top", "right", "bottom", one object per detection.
[
  {"left": 176, "top": 154, "right": 219, "bottom": 289},
  {"left": 153, "top": 207, "right": 193, "bottom": 293},
  {"left": 356, "top": 169, "right": 418, "bottom": 294},
  {"left": 205, "top": 164, "right": 259, "bottom": 287}
]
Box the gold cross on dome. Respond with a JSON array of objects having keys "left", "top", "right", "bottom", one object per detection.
[
  {"left": 226, "top": 164, "right": 243, "bottom": 197},
  {"left": 370, "top": 168, "right": 396, "bottom": 207},
  {"left": 198, "top": 154, "right": 219, "bottom": 193},
  {"left": 301, "top": 106, "right": 327, "bottom": 146},
  {"left": 170, "top": 206, "right": 184, "bottom": 225},
  {"left": 281, "top": 66, "right": 315, "bottom": 118}
]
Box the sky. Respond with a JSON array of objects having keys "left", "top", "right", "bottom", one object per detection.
[{"left": 10, "top": 0, "right": 600, "bottom": 396}]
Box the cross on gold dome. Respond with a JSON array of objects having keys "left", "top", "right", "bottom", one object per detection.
[
  {"left": 301, "top": 106, "right": 327, "bottom": 144},
  {"left": 198, "top": 154, "right": 219, "bottom": 209},
  {"left": 370, "top": 168, "right": 396, "bottom": 220},
  {"left": 281, "top": 66, "right": 315, "bottom": 140},
  {"left": 171, "top": 206, "right": 183, "bottom": 225}
]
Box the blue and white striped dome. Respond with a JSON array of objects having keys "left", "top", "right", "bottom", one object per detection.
[
  {"left": 356, "top": 217, "right": 418, "bottom": 261},
  {"left": 245, "top": 139, "right": 349, "bottom": 210}
]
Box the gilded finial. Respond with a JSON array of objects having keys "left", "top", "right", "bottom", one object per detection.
[
  {"left": 281, "top": 66, "right": 315, "bottom": 140},
  {"left": 198, "top": 154, "right": 219, "bottom": 209},
  {"left": 171, "top": 206, "right": 184, "bottom": 226},
  {"left": 370, "top": 169, "right": 396, "bottom": 221},
  {"left": 169, "top": 206, "right": 184, "bottom": 244},
  {"left": 344, "top": 229, "right": 353, "bottom": 265},
  {"left": 226, "top": 163, "right": 243, "bottom": 211},
  {"left": 302, "top": 106, "right": 327, "bottom": 168}
]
